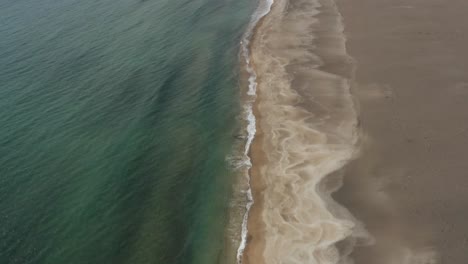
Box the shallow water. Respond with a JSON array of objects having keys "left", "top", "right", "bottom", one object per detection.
[{"left": 0, "top": 0, "right": 256, "bottom": 263}]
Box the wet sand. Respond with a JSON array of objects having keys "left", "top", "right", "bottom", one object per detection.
[
  {"left": 244, "top": 0, "right": 359, "bottom": 263},
  {"left": 333, "top": 0, "right": 468, "bottom": 263}
]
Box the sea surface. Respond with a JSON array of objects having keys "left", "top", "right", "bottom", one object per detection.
[{"left": 0, "top": 0, "right": 257, "bottom": 263}]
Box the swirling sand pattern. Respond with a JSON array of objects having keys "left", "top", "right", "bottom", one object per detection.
[{"left": 248, "top": 0, "right": 363, "bottom": 263}]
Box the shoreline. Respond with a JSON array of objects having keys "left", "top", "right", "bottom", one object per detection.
[
  {"left": 235, "top": 0, "right": 274, "bottom": 263},
  {"left": 242, "top": 92, "right": 266, "bottom": 264},
  {"left": 240, "top": 2, "right": 274, "bottom": 262},
  {"left": 242, "top": 0, "right": 360, "bottom": 263}
]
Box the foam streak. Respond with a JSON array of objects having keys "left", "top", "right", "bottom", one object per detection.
[{"left": 236, "top": 1, "right": 274, "bottom": 263}]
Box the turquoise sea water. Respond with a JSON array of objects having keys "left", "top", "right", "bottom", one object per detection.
[{"left": 0, "top": 0, "right": 256, "bottom": 263}]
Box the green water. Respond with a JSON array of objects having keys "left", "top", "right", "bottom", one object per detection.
[{"left": 0, "top": 0, "right": 256, "bottom": 263}]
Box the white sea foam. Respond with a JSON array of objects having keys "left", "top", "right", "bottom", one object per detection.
[{"left": 236, "top": 1, "right": 274, "bottom": 263}]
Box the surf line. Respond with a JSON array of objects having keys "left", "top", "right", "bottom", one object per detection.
[{"left": 236, "top": 0, "right": 274, "bottom": 263}]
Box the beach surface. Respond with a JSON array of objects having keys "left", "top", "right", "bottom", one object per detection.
[
  {"left": 243, "top": 0, "right": 468, "bottom": 263},
  {"left": 244, "top": 0, "right": 359, "bottom": 263},
  {"left": 333, "top": 0, "right": 468, "bottom": 263}
]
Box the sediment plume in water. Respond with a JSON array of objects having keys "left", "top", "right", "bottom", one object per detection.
[{"left": 244, "top": 0, "right": 370, "bottom": 263}]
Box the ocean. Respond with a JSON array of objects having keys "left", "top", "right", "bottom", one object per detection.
[{"left": 0, "top": 0, "right": 258, "bottom": 263}]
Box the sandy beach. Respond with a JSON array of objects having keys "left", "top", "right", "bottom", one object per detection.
[
  {"left": 243, "top": 0, "right": 468, "bottom": 263},
  {"left": 333, "top": 0, "right": 468, "bottom": 263},
  {"left": 244, "top": 0, "right": 359, "bottom": 263}
]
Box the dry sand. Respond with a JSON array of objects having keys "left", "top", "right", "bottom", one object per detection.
[{"left": 333, "top": 0, "right": 468, "bottom": 263}]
